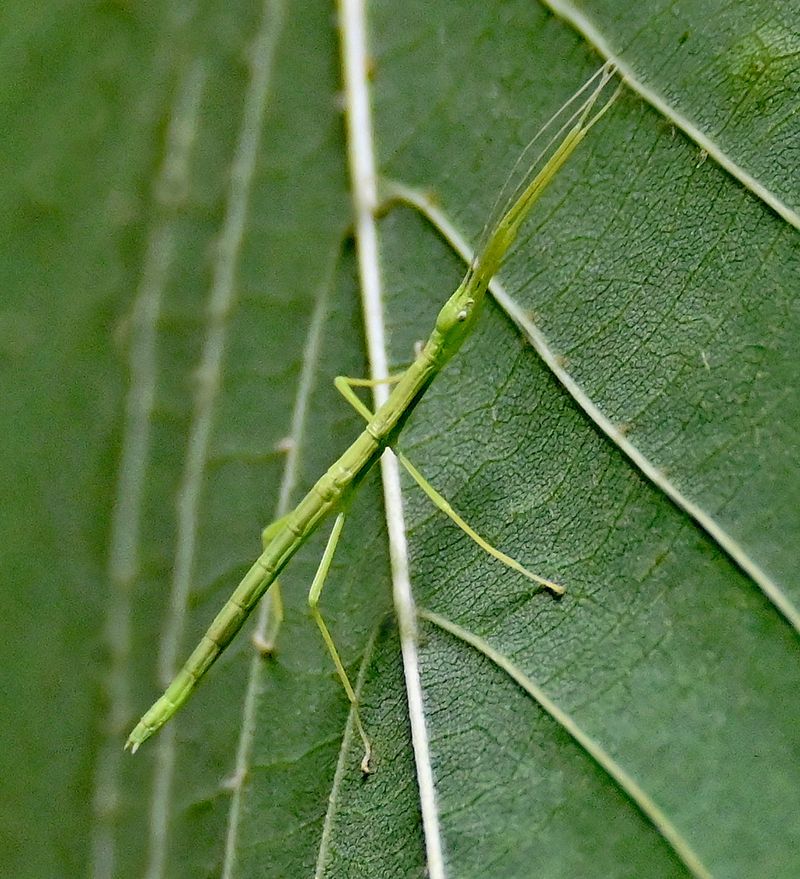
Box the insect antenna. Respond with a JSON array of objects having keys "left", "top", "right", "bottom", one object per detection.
[{"left": 464, "top": 62, "right": 619, "bottom": 284}]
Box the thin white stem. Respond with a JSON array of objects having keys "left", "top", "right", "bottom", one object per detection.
[{"left": 337, "top": 1, "right": 446, "bottom": 876}]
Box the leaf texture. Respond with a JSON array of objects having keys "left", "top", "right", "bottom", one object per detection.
[{"left": 1, "top": 1, "right": 797, "bottom": 878}]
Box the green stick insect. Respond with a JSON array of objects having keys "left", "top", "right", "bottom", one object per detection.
[{"left": 127, "top": 64, "right": 621, "bottom": 770}]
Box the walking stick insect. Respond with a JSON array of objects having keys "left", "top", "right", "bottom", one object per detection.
[{"left": 127, "top": 64, "right": 621, "bottom": 773}]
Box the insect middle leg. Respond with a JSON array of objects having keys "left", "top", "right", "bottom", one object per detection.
[{"left": 309, "top": 511, "right": 372, "bottom": 773}]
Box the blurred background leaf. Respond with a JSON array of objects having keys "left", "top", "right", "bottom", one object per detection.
[{"left": 1, "top": 1, "right": 797, "bottom": 878}]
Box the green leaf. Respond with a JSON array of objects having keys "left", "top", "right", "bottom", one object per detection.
[{"left": 2, "top": 1, "right": 797, "bottom": 878}]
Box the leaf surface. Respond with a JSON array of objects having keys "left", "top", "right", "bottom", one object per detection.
[{"left": 1, "top": 1, "right": 798, "bottom": 878}]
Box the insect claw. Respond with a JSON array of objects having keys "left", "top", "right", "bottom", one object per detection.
[
  {"left": 360, "top": 746, "right": 373, "bottom": 776},
  {"left": 251, "top": 631, "right": 277, "bottom": 656}
]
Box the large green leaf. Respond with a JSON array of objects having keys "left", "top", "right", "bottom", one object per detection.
[{"left": 1, "top": 1, "right": 797, "bottom": 877}]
